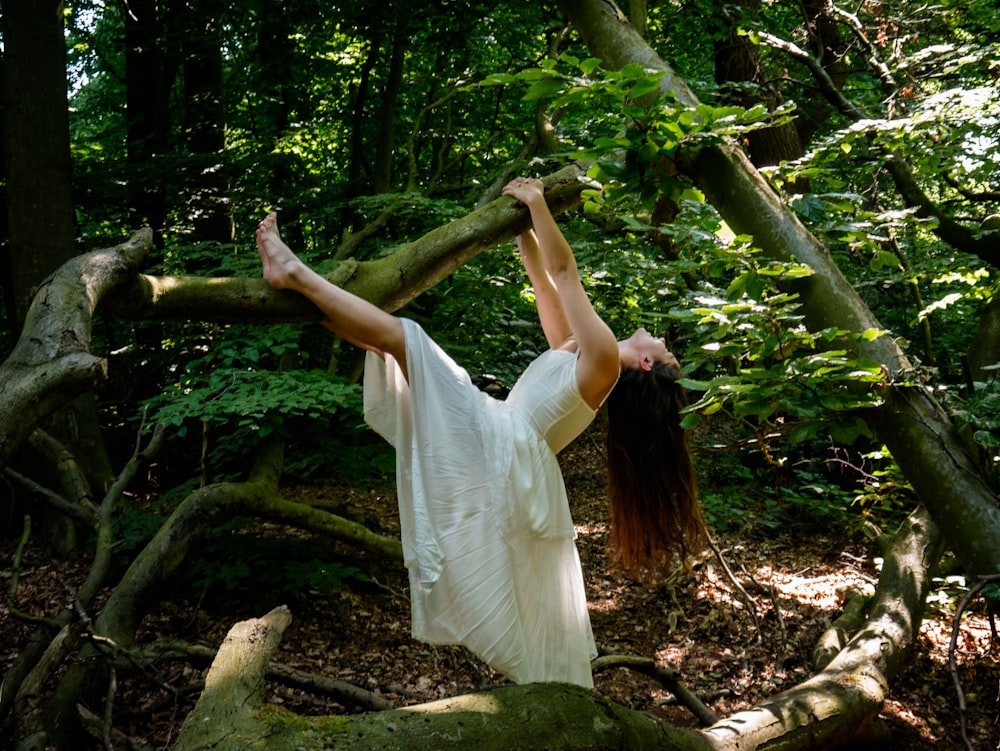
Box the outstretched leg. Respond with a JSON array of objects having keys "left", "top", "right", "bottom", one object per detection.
[{"left": 256, "top": 213, "right": 407, "bottom": 376}]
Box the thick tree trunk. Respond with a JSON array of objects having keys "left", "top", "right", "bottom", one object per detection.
[
  {"left": 554, "top": 0, "right": 1000, "bottom": 580},
  {"left": 0, "top": 0, "right": 116, "bottom": 502},
  {"left": 373, "top": 12, "right": 407, "bottom": 194},
  {"left": 711, "top": 0, "right": 806, "bottom": 174},
  {"left": 0, "top": 0, "right": 75, "bottom": 328},
  {"left": 125, "top": 0, "right": 173, "bottom": 236},
  {"left": 181, "top": 0, "right": 233, "bottom": 243}
]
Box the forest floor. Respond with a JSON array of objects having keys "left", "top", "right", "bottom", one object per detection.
[{"left": 2, "top": 421, "right": 999, "bottom": 750}]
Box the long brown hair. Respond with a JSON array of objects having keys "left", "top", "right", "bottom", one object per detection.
[{"left": 604, "top": 359, "right": 707, "bottom": 579}]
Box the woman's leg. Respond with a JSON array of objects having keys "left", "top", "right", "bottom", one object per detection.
[{"left": 256, "top": 212, "right": 407, "bottom": 376}]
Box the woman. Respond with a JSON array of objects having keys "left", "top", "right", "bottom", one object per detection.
[{"left": 255, "top": 177, "right": 705, "bottom": 687}]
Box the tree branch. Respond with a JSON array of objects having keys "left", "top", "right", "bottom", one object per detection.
[
  {"left": 102, "top": 165, "right": 590, "bottom": 324},
  {"left": 132, "top": 638, "right": 394, "bottom": 712},
  {"left": 591, "top": 653, "right": 719, "bottom": 726}
]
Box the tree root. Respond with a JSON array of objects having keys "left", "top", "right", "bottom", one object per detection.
[
  {"left": 811, "top": 587, "right": 870, "bottom": 672},
  {"left": 950, "top": 573, "right": 1000, "bottom": 751},
  {"left": 591, "top": 652, "right": 719, "bottom": 726}
]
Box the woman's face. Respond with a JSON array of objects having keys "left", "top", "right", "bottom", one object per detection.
[{"left": 629, "top": 328, "right": 678, "bottom": 369}]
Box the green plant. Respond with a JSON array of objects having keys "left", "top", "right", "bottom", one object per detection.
[
  {"left": 671, "top": 242, "right": 886, "bottom": 448},
  {"left": 184, "top": 523, "right": 370, "bottom": 605}
]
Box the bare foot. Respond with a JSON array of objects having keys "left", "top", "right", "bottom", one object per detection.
[{"left": 255, "top": 212, "right": 303, "bottom": 290}]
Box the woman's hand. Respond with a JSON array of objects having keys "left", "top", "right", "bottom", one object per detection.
[{"left": 502, "top": 177, "right": 544, "bottom": 206}]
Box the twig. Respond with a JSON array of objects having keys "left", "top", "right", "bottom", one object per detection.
[
  {"left": 127, "top": 638, "right": 394, "bottom": 712},
  {"left": 706, "top": 534, "right": 761, "bottom": 638},
  {"left": 767, "top": 583, "right": 789, "bottom": 667},
  {"left": 827, "top": 5, "right": 898, "bottom": 90},
  {"left": 77, "top": 704, "right": 152, "bottom": 751},
  {"left": 591, "top": 653, "right": 719, "bottom": 726},
  {"left": 3, "top": 468, "right": 98, "bottom": 529},
  {"left": 7, "top": 514, "right": 31, "bottom": 604},
  {"left": 949, "top": 573, "right": 1000, "bottom": 751},
  {"left": 5, "top": 516, "right": 61, "bottom": 627}
]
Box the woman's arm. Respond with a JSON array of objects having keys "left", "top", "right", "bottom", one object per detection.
[
  {"left": 503, "top": 178, "right": 619, "bottom": 408},
  {"left": 516, "top": 228, "right": 573, "bottom": 349}
]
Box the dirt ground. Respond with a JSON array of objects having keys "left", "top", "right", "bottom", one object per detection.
[{"left": 2, "top": 422, "right": 999, "bottom": 750}]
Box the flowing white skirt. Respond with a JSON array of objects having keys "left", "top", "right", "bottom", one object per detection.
[{"left": 363, "top": 319, "right": 596, "bottom": 686}]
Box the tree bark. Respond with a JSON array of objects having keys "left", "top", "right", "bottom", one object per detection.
[
  {"left": 181, "top": 0, "right": 233, "bottom": 243},
  {"left": 700, "top": 507, "right": 943, "bottom": 749},
  {"left": 125, "top": 0, "right": 173, "bottom": 236},
  {"left": 373, "top": 11, "right": 407, "bottom": 194},
  {"left": 103, "top": 163, "right": 592, "bottom": 325},
  {"left": 93, "top": 440, "right": 401, "bottom": 649},
  {"left": 0, "top": 229, "right": 154, "bottom": 466},
  {"left": 711, "top": 0, "right": 806, "bottom": 175},
  {"left": 0, "top": 0, "right": 116, "bottom": 502},
  {"left": 0, "top": 0, "right": 76, "bottom": 328},
  {"left": 173, "top": 606, "right": 295, "bottom": 751}
]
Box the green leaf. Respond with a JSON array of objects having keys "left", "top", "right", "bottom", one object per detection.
[
  {"left": 630, "top": 78, "right": 661, "bottom": 99},
  {"left": 680, "top": 412, "right": 701, "bottom": 429},
  {"left": 523, "top": 78, "right": 565, "bottom": 101}
]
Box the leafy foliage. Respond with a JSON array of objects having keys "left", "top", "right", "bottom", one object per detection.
[
  {"left": 185, "top": 524, "right": 370, "bottom": 606},
  {"left": 26, "top": 0, "right": 1000, "bottom": 548},
  {"left": 149, "top": 368, "right": 358, "bottom": 441}
]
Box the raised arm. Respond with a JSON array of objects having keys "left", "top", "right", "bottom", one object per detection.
[
  {"left": 502, "top": 178, "right": 620, "bottom": 408},
  {"left": 515, "top": 228, "right": 573, "bottom": 349}
]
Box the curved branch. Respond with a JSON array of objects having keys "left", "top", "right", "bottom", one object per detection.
[
  {"left": 826, "top": 5, "right": 897, "bottom": 89},
  {"left": 755, "top": 31, "right": 865, "bottom": 118},
  {"left": 167, "top": 506, "right": 943, "bottom": 751},
  {"left": 131, "top": 638, "right": 394, "bottom": 712},
  {"left": 811, "top": 587, "right": 869, "bottom": 672},
  {"left": 591, "top": 653, "right": 719, "bottom": 726},
  {"left": 949, "top": 573, "right": 1000, "bottom": 751},
  {"left": 699, "top": 506, "right": 943, "bottom": 749},
  {"left": 0, "top": 229, "right": 155, "bottom": 466},
  {"left": 94, "top": 440, "right": 402, "bottom": 647}
]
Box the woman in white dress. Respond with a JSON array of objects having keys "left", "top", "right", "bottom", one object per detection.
[{"left": 255, "top": 177, "right": 706, "bottom": 687}]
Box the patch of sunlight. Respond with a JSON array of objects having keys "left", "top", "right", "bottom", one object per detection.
[
  {"left": 697, "top": 560, "right": 876, "bottom": 613},
  {"left": 588, "top": 594, "right": 622, "bottom": 613},
  {"left": 750, "top": 564, "right": 876, "bottom": 610},
  {"left": 655, "top": 641, "right": 698, "bottom": 666},
  {"left": 574, "top": 522, "right": 608, "bottom": 538},
  {"left": 401, "top": 692, "right": 502, "bottom": 715}
]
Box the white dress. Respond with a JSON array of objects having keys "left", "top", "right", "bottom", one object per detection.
[{"left": 363, "top": 318, "right": 598, "bottom": 687}]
